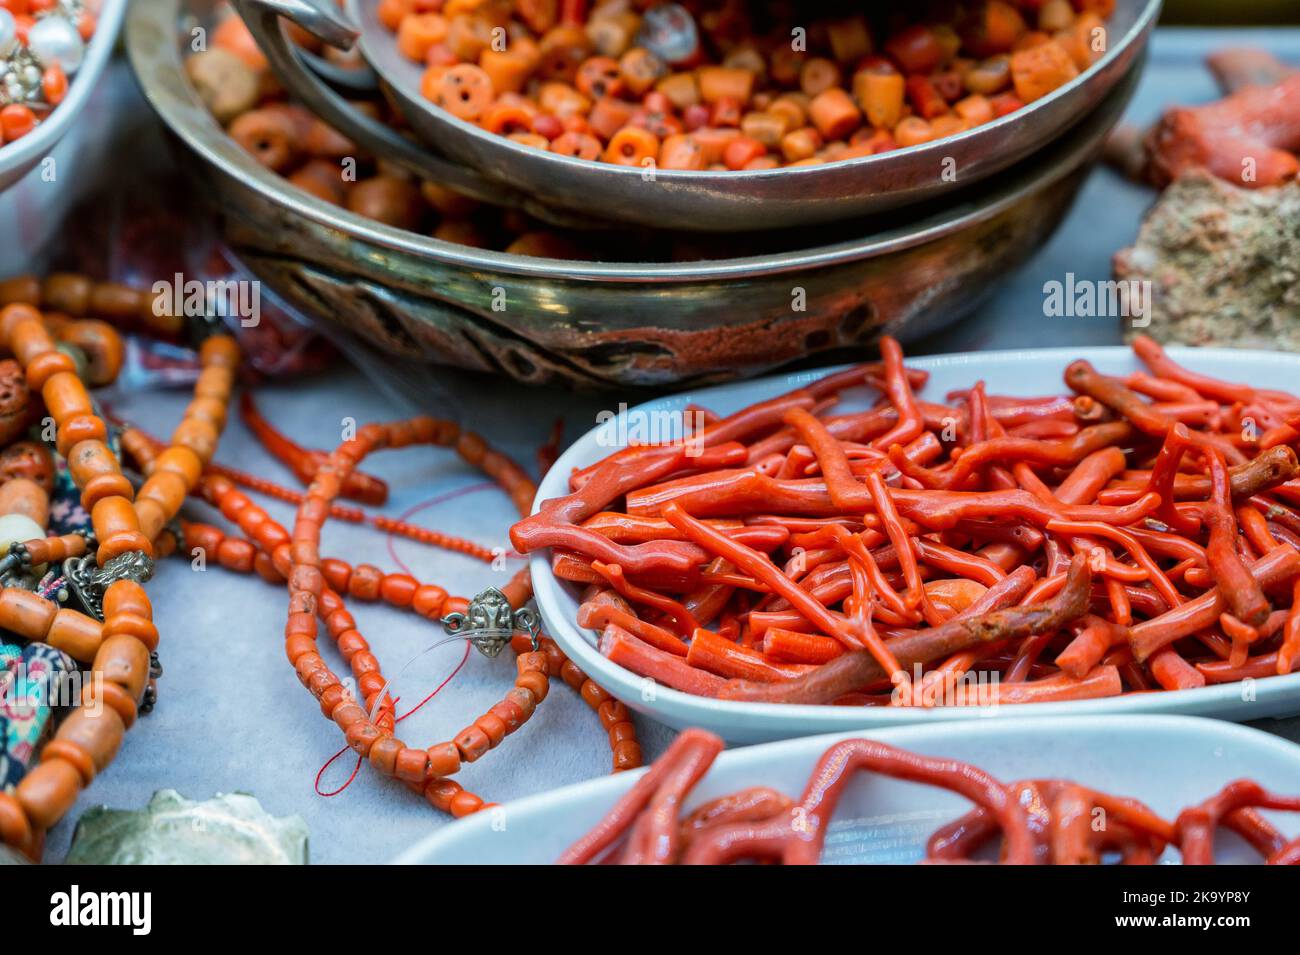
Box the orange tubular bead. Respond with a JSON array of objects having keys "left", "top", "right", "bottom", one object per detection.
[
  {"left": 171, "top": 417, "right": 221, "bottom": 465},
  {"left": 41, "top": 370, "right": 92, "bottom": 421},
  {"left": 153, "top": 444, "right": 204, "bottom": 485},
  {"left": 82, "top": 680, "right": 139, "bottom": 730},
  {"left": 27, "top": 349, "right": 78, "bottom": 391},
  {"left": 44, "top": 608, "right": 104, "bottom": 663},
  {"left": 56, "top": 414, "right": 109, "bottom": 458},
  {"left": 68, "top": 439, "right": 131, "bottom": 507},
  {"left": 101, "top": 613, "right": 159, "bottom": 653},
  {"left": 94, "top": 633, "right": 152, "bottom": 700},
  {"left": 7, "top": 316, "right": 57, "bottom": 372},
  {"left": 136, "top": 469, "right": 189, "bottom": 526},
  {"left": 0, "top": 588, "right": 57, "bottom": 640},
  {"left": 90, "top": 496, "right": 153, "bottom": 566},
  {"left": 0, "top": 792, "right": 32, "bottom": 849},
  {"left": 103, "top": 579, "right": 152, "bottom": 621},
  {"left": 15, "top": 758, "right": 83, "bottom": 831},
  {"left": 21, "top": 533, "right": 86, "bottom": 566},
  {"left": 199, "top": 334, "right": 241, "bottom": 369},
  {"left": 50, "top": 707, "right": 126, "bottom": 781}
]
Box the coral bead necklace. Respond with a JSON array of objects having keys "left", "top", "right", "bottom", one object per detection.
[
  {"left": 0, "top": 272, "right": 641, "bottom": 857},
  {"left": 189, "top": 418, "right": 644, "bottom": 816},
  {"left": 0, "top": 300, "right": 239, "bottom": 860}
]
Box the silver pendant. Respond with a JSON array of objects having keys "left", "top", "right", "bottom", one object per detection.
[
  {"left": 440, "top": 586, "right": 540, "bottom": 658},
  {"left": 63, "top": 550, "right": 155, "bottom": 621}
]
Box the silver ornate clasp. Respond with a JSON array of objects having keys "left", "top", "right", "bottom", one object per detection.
[
  {"left": 440, "top": 587, "right": 540, "bottom": 658},
  {"left": 63, "top": 550, "right": 155, "bottom": 621}
]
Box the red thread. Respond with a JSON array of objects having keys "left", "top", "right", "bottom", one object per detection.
[
  {"left": 313, "top": 641, "right": 473, "bottom": 798},
  {"left": 383, "top": 480, "right": 498, "bottom": 575},
  {"left": 316, "top": 476, "right": 523, "bottom": 799},
  {"left": 315, "top": 748, "right": 361, "bottom": 798},
  {"left": 396, "top": 642, "right": 472, "bottom": 724}
]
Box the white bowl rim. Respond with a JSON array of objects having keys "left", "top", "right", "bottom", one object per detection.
[
  {"left": 0, "top": 0, "right": 128, "bottom": 184},
  {"left": 391, "top": 712, "right": 1300, "bottom": 864}
]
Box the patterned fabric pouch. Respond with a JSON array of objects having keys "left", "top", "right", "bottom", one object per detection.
[{"left": 0, "top": 641, "right": 77, "bottom": 791}]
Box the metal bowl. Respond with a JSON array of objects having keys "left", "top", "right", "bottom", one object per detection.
[
  {"left": 127, "top": 0, "right": 1140, "bottom": 389},
  {"left": 234, "top": 0, "right": 1160, "bottom": 233},
  {"left": 0, "top": 0, "right": 128, "bottom": 193}
]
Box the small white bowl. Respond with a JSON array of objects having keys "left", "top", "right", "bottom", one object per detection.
[
  {"left": 529, "top": 347, "right": 1300, "bottom": 742},
  {"left": 394, "top": 715, "right": 1300, "bottom": 864},
  {"left": 0, "top": 0, "right": 127, "bottom": 193}
]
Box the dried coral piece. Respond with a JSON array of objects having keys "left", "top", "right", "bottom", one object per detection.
[{"left": 1145, "top": 72, "right": 1300, "bottom": 189}]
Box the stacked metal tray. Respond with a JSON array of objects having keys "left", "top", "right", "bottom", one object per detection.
[{"left": 128, "top": 0, "right": 1158, "bottom": 387}]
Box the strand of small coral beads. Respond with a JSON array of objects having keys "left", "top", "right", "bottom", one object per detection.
[
  {"left": 198, "top": 416, "right": 643, "bottom": 817},
  {"left": 120, "top": 399, "right": 644, "bottom": 812},
  {"left": 0, "top": 302, "right": 239, "bottom": 860}
]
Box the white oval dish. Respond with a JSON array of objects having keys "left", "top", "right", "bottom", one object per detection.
[
  {"left": 529, "top": 347, "right": 1300, "bottom": 743},
  {"left": 393, "top": 715, "right": 1300, "bottom": 864},
  {"left": 0, "top": 0, "right": 127, "bottom": 193}
]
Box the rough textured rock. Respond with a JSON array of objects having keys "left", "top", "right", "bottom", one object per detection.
[{"left": 1114, "top": 171, "right": 1300, "bottom": 348}]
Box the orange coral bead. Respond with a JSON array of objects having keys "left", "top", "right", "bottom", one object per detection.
[
  {"left": 67, "top": 437, "right": 125, "bottom": 485},
  {"left": 82, "top": 680, "right": 139, "bottom": 730},
  {"left": 394, "top": 746, "right": 429, "bottom": 783},
  {"left": 412, "top": 584, "right": 448, "bottom": 618},
  {"left": 44, "top": 607, "right": 103, "bottom": 663},
  {"left": 91, "top": 497, "right": 153, "bottom": 565},
  {"left": 0, "top": 303, "right": 40, "bottom": 344},
  {"left": 100, "top": 613, "right": 159, "bottom": 653},
  {"left": 379, "top": 573, "right": 418, "bottom": 607},
  {"left": 27, "top": 350, "right": 77, "bottom": 391},
  {"left": 94, "top": 632, "right": 152, "bottom": 700},
  {"left": 449, "top": 791, "right": 484, "bottom": 817},
  {"left": 515, "top": 669, "right": 549, "bottom": 702},
  {"left": 347, "top": 563, "right": 383, "bottom": 600},
  {"left": 54, "top": 706, "right": 126, "bottom": 774},
  {"left": 152, "top": 446, "right": 203, "bottom": 486},
  {"left": 0, "top": 792, "right": 32, "bottom": 848},
  {"left": 7, "top": 316, "right": 55, "bottom": 367},
  {"left": 103, "top": 579, "right": 152, "bottom": 620},
  {"left": 41, "top": 371, "right": 93, "bottom": 423},
  {"left": 15, "top": 757, "right": 81, "bottom": 831},
  {"left": 0, "top": 587, "right": 57, "bottom": 639},
  {"left": 454, "top": 724, "right": 491, "bottom": 762},
  {"left": 423, "top": 778, "right": 461, "bottom": 813},
  {"left": 56, "top": 414, "right": 109, "bottom": 458},
  {"left": 41, "top": 739, "right": 96, "bottom": 786},
  {"left": 426, "top": 741, "right": 461, "bottom": 778},
  {"left": 613, "top": 739, "right": 643, "bottom": 771},
  {"left": 171, "top": 417, "right": 220, "bottom": 465},
  {"left": 198, "top": 334, "right": 240, "bottom": 369},
  {"left": 81, "top": 472, "right": 135, "bottom": 511},
  {"left": 43, "top": 274, "right": 93, "bottom": 314}
]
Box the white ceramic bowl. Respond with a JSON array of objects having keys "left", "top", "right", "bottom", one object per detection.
[
  {"left": 394, "top": 715, "right": 1300, "bottom": 864},
  {"left": 0, "top": 0, "right": 127, "bottom": 193},
  {"left": 530, "top": 347, "right": 1300, "bottom": 743}
]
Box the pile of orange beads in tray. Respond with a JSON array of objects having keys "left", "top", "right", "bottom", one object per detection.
[
  {"left": 512, "top": 335, "right": 1300, "bottom": 707},
  {"left": 0, "top": 0, "right": 98, "bottom": 144},
  {"left": 560, "top": 729, "right": 1300, "bottom": 864},
  {"left": 385, "top": 0, "right": 1111, "bottom": 169}
]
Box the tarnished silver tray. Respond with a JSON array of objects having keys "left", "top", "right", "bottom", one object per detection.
[
  {"left": 127, "top": 0, "right": 1140, "bottom": 388},
  {"left": 236, "top": 0, "right": 1160, "bottom": 232}
]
